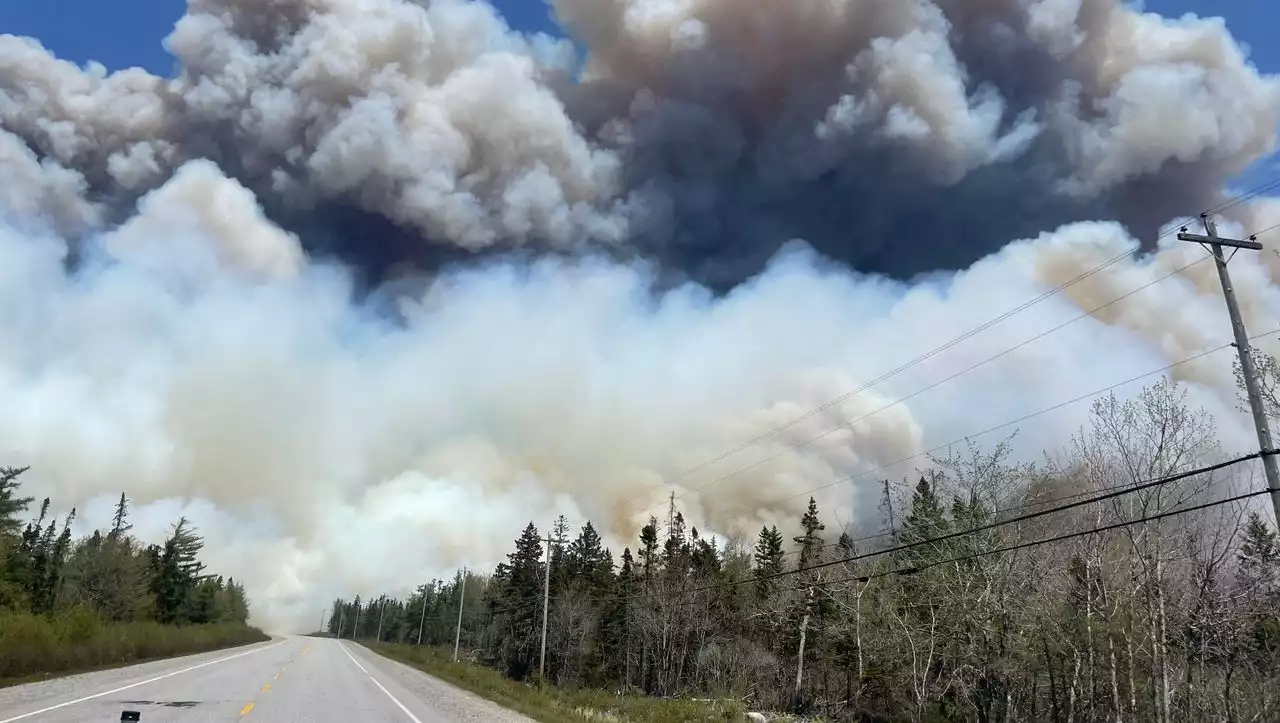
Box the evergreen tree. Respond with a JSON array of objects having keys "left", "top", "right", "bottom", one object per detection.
[
  {"left": 152, "top": 517, "right": 207, "bottom": 623},
  {"left": 489, "top": 522, "right": 545, "bottom": 679},
  {"left": 638, "top": 517, "right": 659, "bottom": 585},
  {"left": 109, "top": 493, "right": 132, "bottom": 539},
  {"left": 566, "top": 521, "right": 613, "bottom": 592},
  {"left": 897, "top": 476, "right": 951, "bottom": 568},
  {"left": 794, "top": 497, "right": 826, "bottom": 572},
  {"left": 1238, "top": 511, "right": 1279, "bottom": 594},
  {"left": 753, "top": 525, "right": 785, "bottom": 599},
  {"left": 0, "top": 466, "right": 32, "bottom": 537}
]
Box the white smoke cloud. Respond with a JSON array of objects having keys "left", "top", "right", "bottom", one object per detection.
[{"left": 1, "top": 0, "right": 1279, "bottom": 632}]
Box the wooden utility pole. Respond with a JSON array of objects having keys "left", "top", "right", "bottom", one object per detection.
[
  {"left": 1179, "top": 213, "right": 1280, "bottom": 526},
  {"left": 416, "top": 583, "right": 429, "bottom": 645},
  {"left": 375, "top": 596, "right": 387, "bottom": 643},
  {"left": 453, "top": 569, "right": 467, "bottom": 662},
  {"left": 353, "top": 600, "right": 362, "bottom": 640},
  {"left": 539, "top": 532, "right": 565, "bottom": 682}
]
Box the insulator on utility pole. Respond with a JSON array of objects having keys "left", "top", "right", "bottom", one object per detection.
[{"left": 1178, "top": 215, "right": 1280, "bottom": 527}]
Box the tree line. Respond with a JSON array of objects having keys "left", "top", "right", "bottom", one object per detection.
[
  {"left": 0, "top": 468, "right": 250, "bottom": 627},
  {"left": 331, "top": 378, "right": 1280, "bottom": 722}
]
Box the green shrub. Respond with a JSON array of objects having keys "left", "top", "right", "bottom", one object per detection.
[{"left": 0, "top": 609, "right": 269, "bottom": 683}]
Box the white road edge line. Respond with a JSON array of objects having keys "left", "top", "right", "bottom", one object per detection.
[
  {"left": 0, "top": 639, "right": 289, "bottom": 723},
  {"left": 337, "top": 642, "right": 424, "bottom": 723}
]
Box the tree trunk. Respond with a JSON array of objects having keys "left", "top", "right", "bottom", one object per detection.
[{"left": 793, "top": 587, "right": 812, "bottom": 711}]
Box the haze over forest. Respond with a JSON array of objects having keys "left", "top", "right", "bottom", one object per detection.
[{"left": 1, "top": 0, "right": 1279, "bottom": 634}]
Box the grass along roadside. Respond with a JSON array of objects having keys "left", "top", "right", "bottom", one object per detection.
[
  {"left": 367, "top": 643, "right": 748, "bottom": 723},
  {"left": 0, "top": 608, "right": 270, "bottom": 687}
]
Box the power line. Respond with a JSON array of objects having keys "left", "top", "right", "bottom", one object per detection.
[
  {"left": 650, "top": 213, "right": 1280, "bottom": 516},
  {"left": 670, "top": 486, "right": 1273, "bottom": 608},
  {"left": 472, "top": 450, "right": 1272, "bottom": 615},
  {"left": 622, "top": 177, "right": 1280, "bottom": 512},
  {"left": 1205, "top": 176, "right": 1280, "bottom": 215},
  {"left": 779, "top": 327, "right": 1280, "bottom": 506},
  {"left": 849, "top": 487, "right": 1270, "bottom": 584},
  {"left": 622, "top": 249, "right": 1135, "bottom": 502},
  {"left": 466, "top": 482, "right": 1272, "bottom": 620},
  {"left": 655, "top": 450, "right": 1274, "bottom": 599},
  {"left": 340, "top": 455, "right": 1272, "bottom": 623},
  {"left": 644, "top": 255, "right": 1212, "bottom": 513}
]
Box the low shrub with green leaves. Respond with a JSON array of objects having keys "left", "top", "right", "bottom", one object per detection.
[{"left": 0, "top": 608, "right": 268, "bottom": 683}]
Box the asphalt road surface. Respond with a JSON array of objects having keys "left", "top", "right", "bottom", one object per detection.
[{"left": 0, "top": 636, "right": 535, "bottom": 723}]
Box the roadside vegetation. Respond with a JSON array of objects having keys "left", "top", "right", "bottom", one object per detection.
[
  {"left": 332, "top": 375, "right": 1280, "bottom": 722},
  {"left": 371, "top": 642, "right": 747, "bottom": 723},
  {"left": 0, "top": 468, "right": 266, "bottom": 684}
]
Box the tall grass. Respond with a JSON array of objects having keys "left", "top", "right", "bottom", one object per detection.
[
  {"left": 369, "top": 643, "right": 747, "bottom": 723},
  {"left": 0, "top": 607, "right": 270, "bottom": 683}
]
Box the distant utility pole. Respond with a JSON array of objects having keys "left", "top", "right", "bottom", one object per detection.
[
  {"left": 539, "top": 531, "right": 565, "bottom": 682},
  {"left": 337, "top": 607, "right": 346, "bottom": 639},
  {"left": 1179, "top": 214, "right": 1280, "bottom": 527},
  {"left": 417, "top": 584, "right": 429, "bottom": 645},
  {"left": 353, "top": 600, "right": 362, "bottom": 641},
  {"left": 319, "top": 609, "right": 326, "bottom": 635},
  {"left": 376, "top": 596, "right": 387, "bottom": 643},
  {"left": 453, "top": 568, "right": 468, "bottom": 662}
]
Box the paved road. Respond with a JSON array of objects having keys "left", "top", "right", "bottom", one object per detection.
[{"left": 0, "top": 637, "right": 534, "bottom": 723}]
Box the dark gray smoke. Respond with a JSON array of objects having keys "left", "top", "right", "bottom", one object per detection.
[{"left": 2, "top": 0, "right": 1276, "bottom": 289}]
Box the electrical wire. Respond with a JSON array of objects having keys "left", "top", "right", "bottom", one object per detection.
[
  {"left": 644, "top": 255, "right": 1212, "bottom": 513},
  {"left": 623, "top": 175, "right": 1280, "bottom": 511},
  {"left": 458, "top": 450, "right": 1273, "bottom": 617}
]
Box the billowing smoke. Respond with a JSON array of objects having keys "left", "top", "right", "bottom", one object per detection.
[{"left": 1, "top": 0, "right": 1279, "bottom": 631}]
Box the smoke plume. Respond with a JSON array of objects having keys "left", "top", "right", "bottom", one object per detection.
[{"left": 1, "top": 0, "right": 1279, "bottom": 630}]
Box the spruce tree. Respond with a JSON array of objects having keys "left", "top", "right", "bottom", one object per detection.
[
  {"left": 753, "top": 525, "right": 785, "bottom": 600},
  {"left": 0, "top": 466, "right": 32, "bottom": 537}
]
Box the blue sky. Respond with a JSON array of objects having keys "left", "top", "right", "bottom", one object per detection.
[{"left": 1, "top": 0, "right": 1275, "bottom": 185}]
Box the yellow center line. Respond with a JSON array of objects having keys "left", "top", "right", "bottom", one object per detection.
[
  {"left": 239, "top": 702, "right": 254, "bottom": 716},
  {"left": 262, "top": 683, "right": 272, "bottom": 693}
]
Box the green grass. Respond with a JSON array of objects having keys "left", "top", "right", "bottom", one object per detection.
[
  {"left": 0, "top": 608, "right": 270, "bottom": 686},
  {"left": 368, "top": 643, "right": 747, "bottom": 723}
]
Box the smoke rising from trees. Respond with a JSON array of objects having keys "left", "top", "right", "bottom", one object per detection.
[{"left": 1, "top": 0, "right": 1278, "bottom": 629}]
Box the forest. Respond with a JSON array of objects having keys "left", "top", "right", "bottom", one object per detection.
[
  {"left": 0, "top": 470, "right": 266, "bottom": 681},
  {"left": 329, "top": 377, "right": 1280, "bottom": 722}
]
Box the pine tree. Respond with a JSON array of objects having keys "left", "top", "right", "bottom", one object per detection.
[
  {"left": 0, "top": 466, "right": 32, "bottom": 536},
  {"left": 638, "top": 517, "right": 660, "bottom": 585},
  {"left": 1238, "top": 512, "right": 1279, "bottom": 595},
  {"left": 1236, "top": 512, "right": 1280, "bottom": 665},
  {"left": 837, "top": 531, "right": 855, "bottom": 555},
  {"left": 567, "top": 521, "right": 613, "bottom": 592},
  {"left": 753, "top": 525, "right": 785, "bottom": 600},
  {"left": 489, "top": 522, "right": 545, "bottom": 679},
  {"left": 794, "top": 497, "right": 826, "bottom": 572},
  {"left": 109, "top": 493, "right": 132, "bottom": 539},
  {"left": 152, "top": 517, "right": 207, "bottom": 623},
  {"left": 898, "top": 476, "right": 951, "bottom": 569}
]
